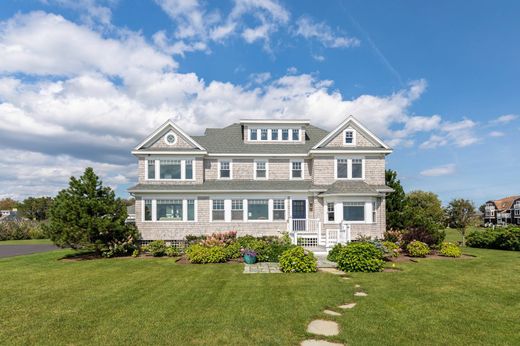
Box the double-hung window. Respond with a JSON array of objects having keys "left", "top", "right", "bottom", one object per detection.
[
  {"left": 157, "top": 199, "right": 183, "bottom": 221},
  {"left": 255, "top": 161, "right": 267, "bottom": 179},
  {"left": 185, "top": 160, "right": 193, "bottom": 180},
  {"left": 212, "top": 200, "right": 225, "bottom": 221},
  {"left": 372, "top": 201, "right": 377, "bottom": 223},
  {"left": 187, "top": 200, "right": 195, "bottom": 221},
  {"left": 160, "top": 160, "right": 181, "bottom": 179},
  {"left": 144, "top": 200, "right": 152, "bottom": 221},
  {"left": 147, "top": 160, "right": 155, "bottom": 179},
  {"left": 271, "top": 129, "right": 278, "bottom": 140},
  {"left": 250, "top": 128, "right": 257, "bottom": 140},
  {"left": 219, "top": 160, "right": 231, "bottom": 179},
  {"left": 273, "top": 199, "right": 285, "bottom": 220},
  {"left": 343, "top": 202, "right": 365, "bottom": 222},
  {"left": 282, "top": 129, "right": 289, "bottom": 140},
  {"left": 327, "top": 202, "right": 335, "bottom": 222},
  {"left": 291, "top": 161, "right": 303, "bottom": 179},
  {"left": 231, "top": 200, "right": 243, "bottom": 221},
  {"left": 344, "top": 130, "right": 354, "bottom": 144},
  {"left": 337, "top": 159, "right": 348, "bottom": 178},
  {"left": 261, "top": 128, "right": 268, "bottom": 140},
  {"left": 248, "top": 199, "right": 269, "bottom": 220},
  {"left": 352, "top": 158, "right": 363, "bottom": 178},
  {"left": 292, "top": 129, "right": 300, "bottom": 141}
]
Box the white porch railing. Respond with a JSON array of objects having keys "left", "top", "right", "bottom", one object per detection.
[{"left": 289, "top": 219, "right": 352, "bottom": 251}]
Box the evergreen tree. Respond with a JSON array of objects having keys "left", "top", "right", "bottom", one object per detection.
[
  {"left": 18, "top": 197, "right": 53, "bottom": 221},
  {"left": 385, "top": 169, "right": 406, "bottom": 230},
  {"left": 45, "top": 167, "right": 134, "bottom": 253}
]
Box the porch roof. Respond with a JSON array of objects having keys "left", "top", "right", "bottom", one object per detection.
[{"left": 319, "top": 181, "right": 393, "bottom": 196}]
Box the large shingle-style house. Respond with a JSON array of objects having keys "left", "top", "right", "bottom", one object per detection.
[
  {"left": 484, "top": 195, "right": 520, "bottom": 226},
  {"left": 128, "top": 116, "right": 393, "bottom": 250}
]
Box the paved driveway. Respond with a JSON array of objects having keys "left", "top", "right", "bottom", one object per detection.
[{"left": 0, "top": 244, "right": 59, "bottom": 258}]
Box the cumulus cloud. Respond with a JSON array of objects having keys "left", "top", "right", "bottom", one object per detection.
[
  {"left": 420, "top": 119, "right": 478, "bottom": 149},
  {"left": 420, "top": 164, "right": 456, "bottom": 177},
  {"left": 294, "top": 16, "right": 360, "bottom": 48},
  {"left": 489, "top": 131, "right": 505, "bottom": 137},
  {"left": 491, "top": 114, "right": 518, "bottom": 124}
]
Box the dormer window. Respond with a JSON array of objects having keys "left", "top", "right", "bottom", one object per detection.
[
  {"left": 344, "top": 130, "right": 355, "bottom": 145},
  {"left": 250, "top": 128, "right": 257, "bottom": 140},
  {"left": 260, "top": 129, "right": 268, "bottom": 140},
  {"left": 282, "top": 129, "right": 289, "bottom": 140},
  {"left": 292, "top": 129, "right": 300, "bottom": 141},
  {"left": 271, "top": 129, "right": 278, "bottom": 140}
]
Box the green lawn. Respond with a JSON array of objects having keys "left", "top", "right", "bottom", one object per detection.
[
  {"left": 1, "top": 245, "right": 519, "bottom": 345},
  {"left": 0, "top": 239, "right": 53, "bottom": 245}
]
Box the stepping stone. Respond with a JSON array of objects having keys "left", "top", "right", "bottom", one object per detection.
[
  {"left": 323, "top": 309, "right": 341, "bottom": 316},
  {"left": 354, "top": 292, "right": 367, "bottom": 297},
  {"left": 342, "top": 277, "right": 351, "bottom": 280},
  {"left": 354, "top": 284, "right": 360, "bottom": 288},
  {"left": 301, "top": 340, "right": 344, "bottom": 346},
  {"left": 307, "top": 319, "right": 339, "bottom": 336},
  {"left": 338, "top": 303, "right": 356, "bottom": 309},
  {"left": 318, "top": 268, "right": 344, "bottom": 275}
]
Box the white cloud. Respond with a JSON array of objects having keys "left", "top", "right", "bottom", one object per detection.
[
  {"left": 312, "top": 54, "right": 325, "bottom": 62},
  {"left": 249, "top": 72, "right": 272, "bottom": 84},
  {"left": 420, "top": 164, "right": 456, "bottom": 177},
  {"left": 420, "top": 118, "right": 478, "bottom": 149},
  {"left": 294, "top": 16, "right": 360, "bottom": 48},
  {"left": 491, "top": 114, "right": 518, "bottom": 124},
  {"left": 489, "top": 131, "right": 505, "bottom": 137}
]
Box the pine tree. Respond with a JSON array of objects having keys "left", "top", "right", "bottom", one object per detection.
[{"left": 385, "top": 169, "right": 406, "bottom": 230}]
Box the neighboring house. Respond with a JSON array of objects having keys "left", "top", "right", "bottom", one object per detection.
[
  {"left": 128, "top": 116, "right": 393, "bottom": 250},
  {"left": 0, "top": 209, "right": 21, "bottom": 222},
  {"left": 126, "top": 205, "right": 136, "bottom": 224},
  {"left": 484, "top": 195, "right": 520, "bottom": 226}
]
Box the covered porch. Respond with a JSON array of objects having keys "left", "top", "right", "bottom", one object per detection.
[{"left": 287, "top": 218, "right": 352, "bottom": 254}]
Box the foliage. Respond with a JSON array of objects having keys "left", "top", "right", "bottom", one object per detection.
[
  {"left": 385, "top": 169, "right": 406, "bottom": 230},
  {"left": 445, "top": 198, "right": 478, "bottom": 246},
  {"left": 336, "top": 242, "right": 385, "bottom": 272},
  {"left": 0, "top": 197, "right": 17, "bottom": 210},
  {"left": 0, "top": 220, "right": 46, "bottom": 240},
  {"left": 467, "top": 227, "right": 520, "bottom": 251},
  {"left": 185, "top": 244, "right": 228, "bottom": 263},
  {"left": 200, "top": 231, "right": 237, "bottom": 247},
  {"left": 18, "top": 197, "right": 53, "bottom": 221},
  {"left": 225, "top": 241, "right": 242, "bottom": 259},
  {"left": 440, "top": 242, "right": 462, "bottom": 257},
  {"left": 237, "top": 234, "right": 293, "bottom": 262},
  {"left": 383, "top": 230, "right": 403, "bottom": 243},
  {"left": 185, "top": 234, "right": 206, "bottom": 245},
  {"left": 101, "top": 229, "right": 139, "bottom": 258},
  {"left": 278, "top": 246, "right": 317, "bottom": 273},
  {"left": 327, "top": 243, "right": 345, "bottom": 262},
  {"left": 407, "top": 240, "right": 430, "bottom": 257},
  {"left": 145, "top": 240, "right": 167, "bottom": 257},
  {"left": 382, "top": 241, "right": 401, "bottom": 258},
  {"left": 165, "top": 246, "right": 180, "bottom": 257},
  {"left": 402, "top": 191, "right": 445, "bottom": 233},
  {"left": 132, "top": 249, "right": 140, "bottom": 257},
  {"left": 44, "top": 167, "right": 134, "bottom": 254},
  {"left": 402, "top": 227, "right": 445, "bottom": 248}
]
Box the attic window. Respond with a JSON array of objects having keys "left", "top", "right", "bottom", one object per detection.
[
  {"left": 164, "top": 132, "right": 177, "bottom": 145},
  {"left": 344, "top": 129, "right": 355, "bottom": 145}
]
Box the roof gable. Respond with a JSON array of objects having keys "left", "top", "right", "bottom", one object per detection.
[
  {"left": 312, "top": 115, "right": 390, "bottom": 150},
  {"left": 134, "top": 120, "right": 205, "bottom": 151}
]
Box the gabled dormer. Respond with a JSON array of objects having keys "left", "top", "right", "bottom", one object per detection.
[{"left": 240, "top": 119, "right": 310, "bottom": 144}]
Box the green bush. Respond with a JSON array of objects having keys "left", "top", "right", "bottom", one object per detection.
[
  {"left": 224, "top": 241, "right": 242, "bottom": 259},
  {"left": 165, "top": 246, "right": 180, "bottom": 257},
  {"left": 382, "top": 241, "right": 401, "bottom": 258},
  {"left": 0, "top": 220, "right": 46, "bottom": 240},
  {"left": 402, "top": 227, "right": 445, "bottom": 248},
  {"left": 237, "top": 234, "right": 294, "bottom": 262},
  {"left": 279, "top": 246, "right": 317, "bottom": 273},
  {"left": 407, "top": 240, "right": 430, "bottom": 257},
  {"left": 336, "top": 242, "right": 384, "bottom": 273},
  {"left": 440, "top": 242, "right": 462, "bottom": 257},
  {"left": 467, "top": 227, "right": 520, "bottom": 251},
  {"left": 147, "top": 240, "right": 167, "bottom": 257},
  {"left": 327, "top": 243, "right": 345, "bottom": 262},
  {"left": 186, "top": 244, "right": 228, "bottom": 264}
]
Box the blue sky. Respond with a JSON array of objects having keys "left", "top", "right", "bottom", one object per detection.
[{"left": 0, "top": 0, "right": 518, "bottom": 205}]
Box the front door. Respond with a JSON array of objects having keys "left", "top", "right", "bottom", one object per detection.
[{"left": 292, "top": 200, "right": 307, "bottom": 231}]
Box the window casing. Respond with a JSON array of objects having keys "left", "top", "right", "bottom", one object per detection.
[
  {"left": 271, "top": 129, "right": 278, "bottom": 140},
  {"left": 144, "top": 200, "right": 152, "bottom": 221},
  {"left": 231, "top": 200, "right": 244, "bottom": 221},
  {"left": 250, "top": 128, "right": 257, "bottom": 140},
  {"left": 282, "top": 129, "right": 289, "bottom": 140},
  {"left": 157, "top": 199, "right": 183, "bottom": 221},
  {"left": 291, "top": 160, "right": 303, "bottom": 179},
  {"left": 344, "top": 129, "right": 356, "bottom": 145},
  {"left": 327, "top": 203, "right": 335, "bottom": 222},
  {"left": 335, "top": 157, "right": 364, "bottom": 180},
  {"left": 273, "top": 199, "right": 285, "bottom": 220},
  {"left": 248, "top": 199, "right": 269, "bottom": 220},
  {"left": 212, "top": 200, "right": 225, "bottom": 221},
  {"left": 337, "top": 159, "right": 348, "bottom": 178},
  {"left": 187, "top": 200, "right": 195, "bottom": 221},
  {"left": 372, "top": 201, "right": 377, "bottom": 223},
  {"left": 292, "top": 129, "right": 300, "bottom": 141},
  {"left": 255, "top": 160, "right": 267, "bottom": 179},
  {"left": 260, "top": 129, "right": 268, "bottom": 140},
  {"left": 219, "top": 160, "right": 231, "bottom": 179},
  {"left": 343, "top": 202, "right": 365, "bottom": 222},
  {"left": 352, "top": 158, "right": 363, "bottom": 179},
  {"left": 185, "top": 160, "right": 193, "bottom": 180},
  {"left": 147, "top": 160, "right": 156, "bottom": 179}
]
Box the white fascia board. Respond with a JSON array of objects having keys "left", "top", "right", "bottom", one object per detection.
[
  {"left": 134, "top": 119, "right": 206, "bottom": 151},
  {"left": 131, "top": 150, "right": 207, "bottom": 155},
  {"left": 309, "top": 149, "right": 392, "bottom": 155},
  {"left": 206, "top": 153, "right": 308, "bottom": 157},
  {"left": 239, "top": 119, "right": 310, "bottom": 125},
  {"left": 129, "top": 189, "right": 322, "bottom": 194},
  {"left": 319, "top": 192, "right": 383, "bottom": 197}
]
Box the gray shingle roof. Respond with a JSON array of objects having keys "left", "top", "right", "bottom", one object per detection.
[
  {"left": 321, "top": 181, "right": 394, "bottom": 195},
  {"left": 191, "top": 123, "right": 328, "bottom": 154}
]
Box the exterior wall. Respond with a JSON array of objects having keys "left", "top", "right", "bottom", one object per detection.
[
  {"left": 146, "top": 129, "right": 196, "bottom": 149},
  {"left": 364, "top": 156, "right": 385, "bottom": 185},
  {"left": 312, "top": 156, "right": 385, "bottom": 185},
  {"left": 312, "top": 157, "right": 335, "bottom": 185},
  {"left": 138, "top": 157, "right": 204, "bottom": 184},
  {"left": 325, "top": 126, "right": 377, "bottom": 148}
]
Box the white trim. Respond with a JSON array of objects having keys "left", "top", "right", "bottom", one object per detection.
[
  {"left": 254, "top": 159, "right": 269, "bottom": 180},
  {"left": 343, "top": 128, "right": 356, "bottom": 146},
  {"left": 147, "top": 158, "right": 196, "bottom": 182},
  {"left": 289, "top": 159, "right": 304, "bottom": 180},
  {"left": 240, "top": 119, "right": 310, "bottom": 125},
  {"left": 334, "top": 156, "right": 365, "bottom": 180},
  {"left": 164, "top": 131, "right": 178, "bottom": 145},
  {"left": 218, "top": 159, "right": 233, "bottom": 180},
  {"left": 312, "top": 115, "right": 391, "bottom": 150},
  {"left": 134, "top": 119, "right": 206, "bottom": 151},
  {"left": 309, "top": 149, "right": 392, "bottom": 155},
  {"left": 132, "top": 150, "right": 207, "bottom": 155},
  {"left": 207, "top": 153, "right": 308, "bottom": 157},
  {"left": 247, "top": 126, "right": 303, "bottom": 142}
]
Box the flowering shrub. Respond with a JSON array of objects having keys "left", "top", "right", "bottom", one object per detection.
[
  {"left": 145, "top": 240, "right": 167, "bottom": 257},
  {"left": 336, "top": 242, "right": 384, "bottom": 273},
  {"left": 407, "top": 240, "right": 430, "bottom": 257},
  {"left": 200, "top": 231, "right": 237, "bottom": 247},
  {"left": 440, "top": 242, "right": 462, "bottom": 257},
  {"left": 279, "top": 246, "right": 317, "bottom": 273},
  {"left": 101, "top": 233, "right": 139, "bottom": 258},
  {"left": 382, "top": 241, "right": 401, "bottom": 258},
  {"left": 0, "top": 220, "right": 46, "bottom": 240},
  {"left": 186, "top": 244, "right": 227, "bottom": 264},
  {"left": 383, "top": 230, "right": 403, "bottom": 243}
]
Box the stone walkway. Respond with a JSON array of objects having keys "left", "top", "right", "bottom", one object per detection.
[{"left": 243, "top": 262, "right": 281, "bottom": 273}]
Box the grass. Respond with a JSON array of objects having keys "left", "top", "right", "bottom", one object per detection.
[
  {"left": 0, "top": 239, "right": 53, "bottom": 245},
  {"left": 1, "top": 243, "right": 519, "bottom": 345}
]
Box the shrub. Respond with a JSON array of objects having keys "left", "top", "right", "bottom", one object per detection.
[
  {"left": 132, "top": 249, "right": 139, "bottom": 257},
  {"left": 201, "top": 231, "right": 237, "bottom": 247},
  {"left": 440, "top": 242, "right": 462, "bottom": 257},
  {"left": 147, "top": 240, "right": 167, "bottom": 257},
  {"left": 407, "top": 240, "right": 430, "bottom": 257},
  {"left": 327, "top": 243, "right": 345, "bottom": 262},
  {"left": 185, "top": 244, "right": 228, "bottom": 264},
  {"left": 165, "top": 246, "right": 180, "bottom": 257},
  {"left": 0, "top": 220, "right": 45, "bottom": 240},
  {"left": 467, "top": 227, "right": 520, "bottom": 251},
  {"left": 402, "top": 227, "right": 445, "bottom": 248},
  {"left": 336, "top": 242, "right": 384, "bottom": 273},
  {"left": 225, "top": 241, "right": 242, "bottom": 259},
  {"left": 382, "top": 241, "right": 401, "bottom": 258},
  {"left": 383, "top": 230, "right": 403, "bottom": 243},
  {"left": 279, "top": 246, "right": 317, "bottom": 273}
]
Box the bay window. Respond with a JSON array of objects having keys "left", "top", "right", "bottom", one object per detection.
[
  {"left": 248, "top": 199, "right": 268, "bottom": 220},
  {"left": 343, "top": 202, "right": 365, "bottom": 222},
  {"left": 157, "top": 199, "right": 183, "bottom": 221}
]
